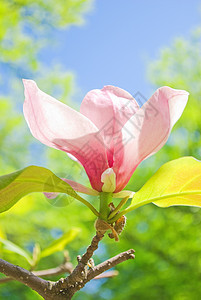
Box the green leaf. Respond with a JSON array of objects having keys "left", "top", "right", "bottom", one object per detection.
[
  {"left": 128, "top": 157, "right": 201, "bottom": 211},
  {"left": 0, "top": 165, "right": 83, "bottom": 213},
  {"left": 32, "top": 243, "right": 41, "bottom": 268},
  {"left": 40, "top": 228, "right": 80, "bottom": 258},
  {"left": 0, "top": 238, "right": 33, "bottom": 265}
]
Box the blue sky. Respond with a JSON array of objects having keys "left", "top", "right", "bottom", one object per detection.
[{"left": 42, "top": 0, "right": 201, "bottom": 100}]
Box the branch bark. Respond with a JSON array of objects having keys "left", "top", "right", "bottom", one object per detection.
[
  {"left": 0, "top": 259, "right": 52, "bottom": 299},
  {"left": 87, "top": 249, "right": 135, "bottom": 281},
  {"left": 0, "top": 263, "right": 118, "bottom": 284},
  {"left": 0, "top": 231, "right": 135, "bottom": 300},
  {"left": 52, "top": 231, "right": 105, "bottom": 298},
  {"left": 65, "top": 248, "right": 135, "bottom": 298},
  {"left": 0, "top": 262, "right": 73, "bottom": 284}
]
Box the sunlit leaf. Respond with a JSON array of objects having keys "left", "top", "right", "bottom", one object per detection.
[
  {"left": 129, "top": 157, "right": 201, "bottom": 211},
  {"left": 40, "top": 228, "right": 80, "bottom": 258},
  {"left": 0, "top": 238, "right": 33, "bottom": 265},
  {"left": 0, "top": 165, "right": 83, "bottom": 213},
  {"left": 32, "top": 243, "right": 41, "bottom": 268}
]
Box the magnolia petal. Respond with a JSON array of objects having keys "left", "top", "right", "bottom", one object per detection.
[
  {"left": 23, "top": 79, "right": 108, "bottom": 191},
  {"left": 80, "top": 85, "right": 139, "bottom": 131},
  {"left": 113, "top": 190, "right": 135, "bottom": 199},
  {"left": 101, "top": 168, "right": 116, "bottom": 193},
  {"left": 44, "top": 178, "right": 99, "bottom": 199},
  {"left": 113, "top": 86, "right": 189, "bottom": 192},
  {"left": 63, "top": 179, "right": 99, "bottom": 196},
  {"left": 80, "top": 86, "right": 139, "bottom": 166}
]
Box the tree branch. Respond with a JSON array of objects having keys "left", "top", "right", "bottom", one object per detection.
[
  {"left": 0, "top": 259, "right": 52, "bottom": 299},
  {"left": 65, "top": 249, "right": 135, "bottom": 297},
  {"left": 54, "top": 231, "right": 104, "bottom": 292},
  {"left": 0, "top": 262, "right": 118, "bottom": 284},
  {"left": 52, "top": 232, "right": 135, "bottom": 299},
  {"left": 0, "top": 230, "right": 135, "bottom": 300},
  {"left": 0, "top": 262, "right": 74, "bottom": 284},
  {"left": 87, "top": 249, "right": 135, "bottom": 281}
]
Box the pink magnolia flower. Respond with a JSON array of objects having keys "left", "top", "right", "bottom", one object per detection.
[{"left": 23, "top": 80, "right": 189, "bottom": 197}]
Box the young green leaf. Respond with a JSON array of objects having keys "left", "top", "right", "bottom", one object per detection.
[
  {"left": 0, "top": 238, "right": 33, "bottom": 265},
  {"left": 0, "top": 166, "right": 90, "bottom": 213},
  {"left": 40, "top": 228, "right": 80, "bottom": 258},
  {"left": 126, "top": 157, "right": 201, "bottom": 213}
]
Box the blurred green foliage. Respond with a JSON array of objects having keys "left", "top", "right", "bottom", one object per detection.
[
  {"left": 0, "top": 1, "right": 201, "bottom": 299},
  {"left": 0, "top": 0, "right": 93, "bottom": 69}
]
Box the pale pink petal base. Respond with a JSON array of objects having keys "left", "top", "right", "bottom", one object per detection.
[
  {"left": 63, "top": 178, "right": 99, "bottom": 196},
  {"left": 44, "top": 178, "right": 99, "bottom": 199}
]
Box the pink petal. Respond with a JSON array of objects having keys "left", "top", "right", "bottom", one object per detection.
[
  {"left": 113, "top": 86, "right": 189, "bottom": 192},
  {"left": 23, "top": 79, "right": 108, "bottom": 191},
  {"left": 80, "top": 85, "right": 139, "bottom": 167},
  {"left": 62, "top": 178, "right": 99, "bottom": 196},
  {"left": 44, "top": 178, "right": 99, "bottom": 199}
]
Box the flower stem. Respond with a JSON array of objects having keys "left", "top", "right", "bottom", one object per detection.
[
  {"left": 76, "top": 195, "right": 99, "bottom": 217},
  {"left": 108, "top": 196, "right": 129, "bottom": 221},
  {"left": 99, "top": 192, "right": 112, "bottom": 220},
  {"left": 107, "top": 211, "right": 124, "bottom": 224}
]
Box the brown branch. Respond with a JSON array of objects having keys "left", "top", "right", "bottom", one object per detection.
[
  {"left": 78, "top": 231, "right": 105, "bottom": 265},
  {"left": 66, "top": 249, "right": 135, "bottom": 298},
  {"left": 87, "top": 249, "right": 135, "bottom": 281},
  {"left": 0, "top": 259, "right": 53, "bottom": 299},
  {"left": 0, "top": 263, "right": 118, "bottom": 284},
  {"left": 52, "top": 232, "right": 135, "bottom": 299},
  {"left": 0, "top": 230, "right": 135, "bottom": 300},
  {"left": 54, "top": 231, "right": 104, "bottom": 292},
  {"left": 0, "top": 262, "right": 74, "bottom": 284}
]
